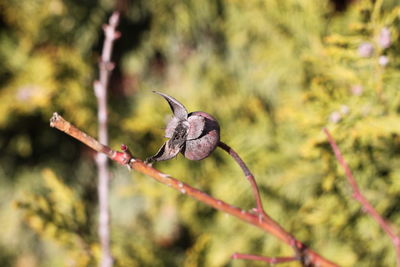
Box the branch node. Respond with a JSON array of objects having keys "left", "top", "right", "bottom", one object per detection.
[
  {"left": 113, "top": 31, "right": 121, "bottom": 40},
  {"left": 105, "top": 62, "right": 115, "bottom": 71},
  {"left": 121, "top": 143, "right": 133, "bottom": 157}
]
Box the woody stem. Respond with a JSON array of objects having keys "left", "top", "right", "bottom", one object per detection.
[{"left": 218, "top": 141, "right": 266, "bottom": 217}]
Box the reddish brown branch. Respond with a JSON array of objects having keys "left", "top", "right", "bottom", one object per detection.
[
  {"left": 49, "top": 113, "right": 339, "bottom": 267},
  {"left": 324, "top": 128, "right": 400, "bottom": 267},
  {"left": 218, "top": 141, "right": 265, "bottom": 217},
  {"left": 218, "top": 141, "right": 300, "bottom": 260},
  {"left": 49, "top": 113, "right": 115, "bottom": 158},
  {"left": 232, "top": 253, "right": 297, "bottom": 264}
]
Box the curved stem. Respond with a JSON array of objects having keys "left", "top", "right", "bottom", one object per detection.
[{"left": 218, "top": 141, "right": 265, "bottom": 217}]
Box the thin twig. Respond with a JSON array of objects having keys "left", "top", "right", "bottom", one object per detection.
[
  {"left": 94, "top": 11, "right": 120, "bottom": 267},
  {"left": 50, "top": 113, "right": 339, "bottom": 267},
  {"left": 232, "top": 253, "right": 297, "bottom": 264},
  {"left": 218, "top": 141, "right": 265, "bottom": 217},
  {"left": 324, "top": 128, "right": 400, "bottom": 267}
]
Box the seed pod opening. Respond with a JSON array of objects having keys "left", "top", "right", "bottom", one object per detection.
[
  {"left": 183, "top": 112, "right": 220, "bottom": 160},
  {"left": 146, "top": 92, "right": 220, "bottom": 163}
]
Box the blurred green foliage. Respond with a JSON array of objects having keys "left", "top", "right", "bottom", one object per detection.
[{"left": 1, "top": 0, "right": 400, "bottom": 266}]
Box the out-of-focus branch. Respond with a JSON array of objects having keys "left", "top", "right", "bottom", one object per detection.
[
  {"left": 324, "top": 128, "right": 400, "bottom": 267},
  {"left": 232, "top": 253, "right": 297, "bottom": 264},
  {"left": 94, "top": 11, "right": 121, "bottom": 267},
  {"left": 50, "top": 113, "right": 339, "bottom": 267}
]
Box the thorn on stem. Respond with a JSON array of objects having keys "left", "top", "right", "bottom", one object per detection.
[{"left": 98, "top": 61, "right": 115, "bottom": 71}]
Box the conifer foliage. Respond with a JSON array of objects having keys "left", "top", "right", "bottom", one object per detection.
[{"left": 1, "top": 0, "right": 400, "bottom": 266}]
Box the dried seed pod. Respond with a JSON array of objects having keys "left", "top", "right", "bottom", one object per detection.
[{"left": 146, "top": 92, "right": 220, "bottom": 163}]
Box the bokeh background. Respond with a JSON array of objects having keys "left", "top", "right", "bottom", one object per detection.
[{"left": 1, "top": 0, "right": 400, "bottom": 266}]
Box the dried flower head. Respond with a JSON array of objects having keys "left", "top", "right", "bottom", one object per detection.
[{"left": 146, "top": 91, "right": 220, "bottom": 163}]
